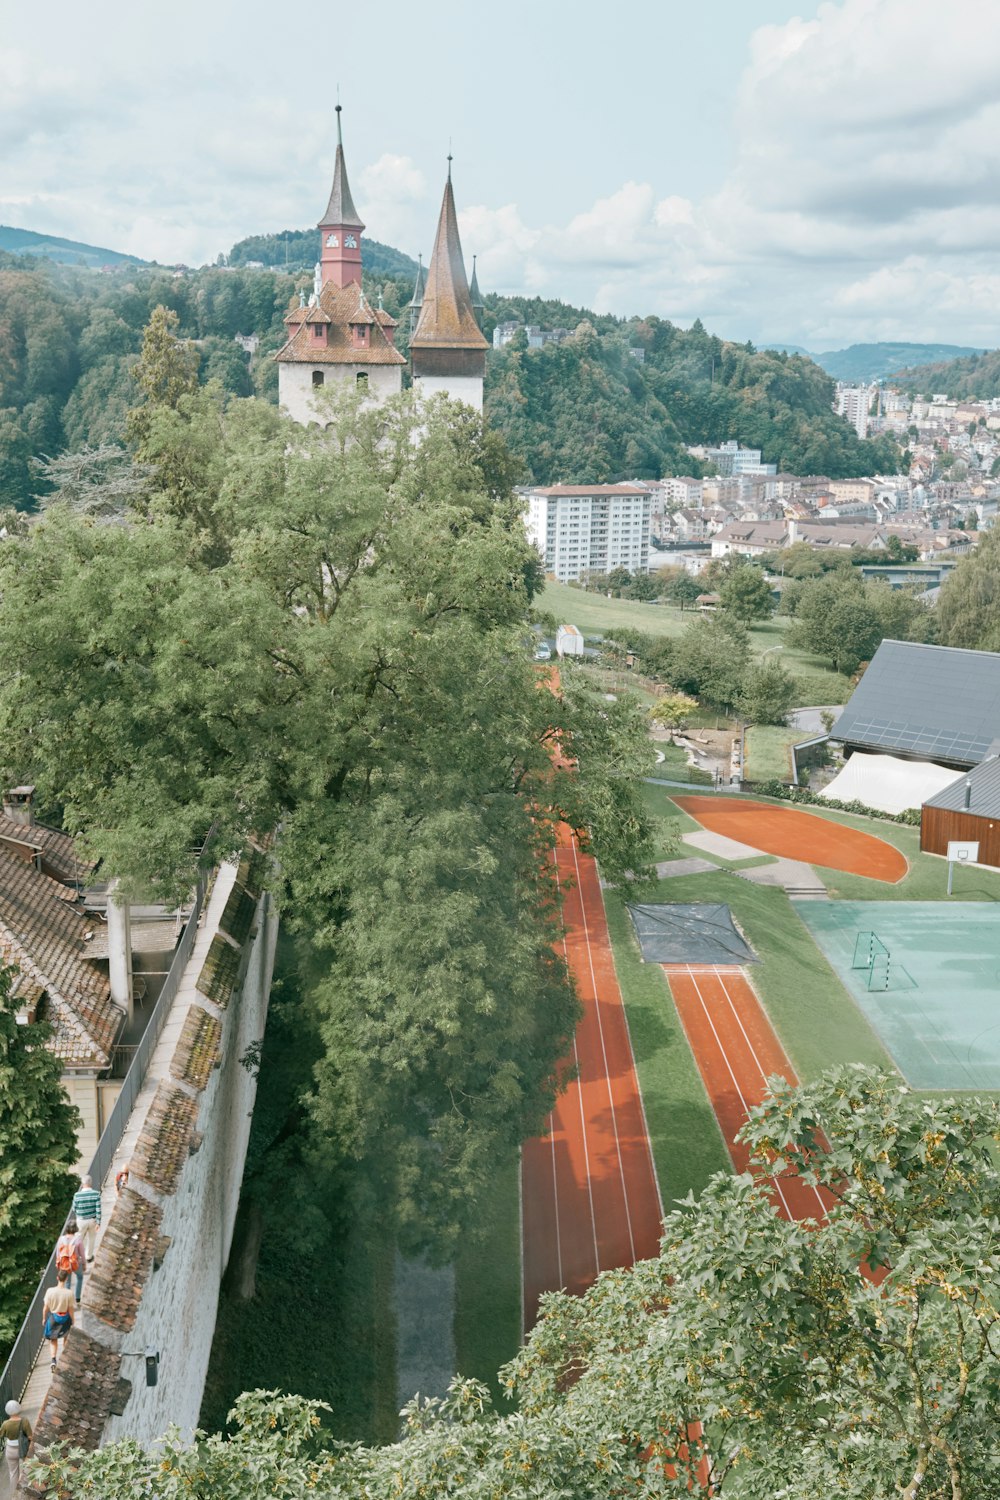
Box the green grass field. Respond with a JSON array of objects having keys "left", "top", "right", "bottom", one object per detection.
[
  {"left": 745, "top": 725, "right": 806, "bottom": 783},
  {"left": 453, "top": 1157, "right": 523, "bottom": 1404},
  {"left": 537, "top": 582, "right": 851, "bottom": 706}
]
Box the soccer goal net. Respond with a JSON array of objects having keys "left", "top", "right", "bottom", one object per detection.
[{"left": 851, "top": 930, "right": 916, "bottom": 992}]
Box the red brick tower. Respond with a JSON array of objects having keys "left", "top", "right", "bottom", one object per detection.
[{"left": 318, "top": 105, "right": 364, "bottom": 289}]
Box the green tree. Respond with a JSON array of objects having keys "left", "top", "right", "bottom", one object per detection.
[
  {"left": 0, "top": 391, "right": 653, "bottom": 1259},
  {"left": 125, "top": 304, "right": 200, "bottom": 452},
  {"left": 40, "top": 1069, "right": 1000, "bottom": 1500},
  {"left": 937, "top": 527, "right": 1000, "bottom": 650},
  {"left": 719, "top": 560, "right": 774, "bottom": 621},
  {"left": 0, "top": 966, "right": 81, "bottom": 1346},
  {"left": 649, "top": 690, "right": 698, "bottom": 738},
  {"left": 667, "top": 572, "right": 704, "bottom": 610},
  {"left": 671, "top": 615, "right": 749, "bottom": 711},
  {"left": 738, "top": 656, "right": 797, "bottom": 724}
]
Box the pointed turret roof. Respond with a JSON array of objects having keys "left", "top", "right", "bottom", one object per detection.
[
  {"left": 469, "top": 255, "right": 484, "bottom": 313},
  {"left": 410, "top": 163, "right": 488, "bottom": 352},
  {"left": 409, "top": 254, "right": 426, "bottom": 310},
  {"left": 320, "top": 106, "right": 364, "bottom": 230}
]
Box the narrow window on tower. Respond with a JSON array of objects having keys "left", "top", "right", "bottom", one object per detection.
[{"left": 312, "top": 371, "right": 325, "bottom": 387}]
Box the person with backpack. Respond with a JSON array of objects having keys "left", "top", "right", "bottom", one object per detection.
[
  {"left": 42, "top": 1270, "right": 75, "bottom": 1369},
  {"left": 55, "top": 1219, "right": 85, "bottom": 1306},
  {"left": 1, "top": 1399, "right": 31, "bottom": 1486}
]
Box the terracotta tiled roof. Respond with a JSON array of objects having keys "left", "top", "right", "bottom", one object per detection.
[
  {"left": 82, "top": 1187, "right": 163, "bottom": 1333},
  {"left": 24, "top": 1329, "right": 124, "bottom": 1475},
  {"left": 410, "top": 174, "right": 489, "bottom": 353},
  {"left": 530, "top": 484, "right": 650, "bottom": 497},
  {"left": 285, "top": 304, "right": 331, "bottom": 325},
  {"left": 0, "top": 815, "right": 97, "bottom": 885},
  {"left": 170, "top": 1005, "right": 222, "bottom": 1092},
  {"left": 131, "top": 1082, "right": 200, "bottom": 1197},
  {"left": 319, "top": 110, "right": 364, "bottom": 230},
  {"left": 0, "top": 849, "right": 121, "bottom": 1069},
  {"left": 197, "top": 931, "right": 241, "bottom": 1008},
  {"left": 277, "top": 281, "right": 405, "bottom": 367},
  {"left": 375, "top": 307, "right": 398, "bottom": 328}
]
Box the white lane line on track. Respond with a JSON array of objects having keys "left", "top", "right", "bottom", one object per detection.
[
  {"left": 716, "top": 970, "right": 827, "bottom": 1221},
  {"left": 556, "top": 847, "right": 601, "bottom": 1280},
  {"left": 568, "top": 836, "right": 637, "bottom": 1266},
  {"left": 546, "top": 1118, "right": 564, "bottom": 1293},
  {"left": 684, "top": 966, "right": 796, "bottom": 1221}
]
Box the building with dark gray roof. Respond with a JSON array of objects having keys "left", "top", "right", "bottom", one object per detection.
[
  {"left": 833, "top": 640, "right": 1000, "bottom": 770},
  {"left": 921, "top": 755, "right": 1000, "bottom": 867}
]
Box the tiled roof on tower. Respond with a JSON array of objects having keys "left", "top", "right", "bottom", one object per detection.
[
  {"left": 320, "top": 105, "right": 364, "bottom": 230},
  {"left": 410, "top": 163, "right": 489, "bottom": 353},
  {"left": 469, "top": 254, "right": 484, "bottom": 324},
  {"left": 277, "top": 282, "right": 405, "bottom": 367}
]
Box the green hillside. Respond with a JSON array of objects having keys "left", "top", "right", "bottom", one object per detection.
[
  {"left": 486, "top": 318, "right": 900, "bottom": 483},
  {"left": 0, "top": 224, "right": 149, "bottom": 268},
  {"left": 813, "top": 341, "right": 981, "bottom": 383},
  {"left": 893, "top": 347, "right": 1000, "bottom": 400},
  {"left": 228, "top": 228, "right": 420, "bottom": 284}
]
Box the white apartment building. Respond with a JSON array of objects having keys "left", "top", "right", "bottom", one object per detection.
[
  {"left": 836, "top": 383, "right": 879, "bottom": 437},
  {"left": 523, "top": 484, "right": 652, "bottom": 581}
]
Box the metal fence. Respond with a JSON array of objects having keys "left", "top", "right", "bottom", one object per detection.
[{"left": 0, "top": 877, "right": 206, "bottom": 1411}]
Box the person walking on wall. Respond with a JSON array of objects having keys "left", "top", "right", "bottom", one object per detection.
[
  {"left": 55, "top": 1219, "right": 85, "bottom": 1306},
  {"left": 1, "top": 1400, "right": 31, "bottom": 1488},
  {"left": 71, "top": 1174, "right": 101, "bottom": 1262},
  {"left": 42, "top": 1271, "right": 74, "bottom": 1368}
]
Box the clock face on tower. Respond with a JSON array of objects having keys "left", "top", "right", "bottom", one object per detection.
[
  {"left": 345, "top": 234, "right": 358, "bottom": 249},
  {"left": 326, "top": 233, "right": 339, "bottom": 248}
]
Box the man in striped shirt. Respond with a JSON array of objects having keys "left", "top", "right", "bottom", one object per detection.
[{"left": 71, "top": 1175, "right": 101, "bottom": 1262}]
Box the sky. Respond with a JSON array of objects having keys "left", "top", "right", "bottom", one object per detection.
[{"left": 3, "top": 0, "right": 1000, "bottom": 350}]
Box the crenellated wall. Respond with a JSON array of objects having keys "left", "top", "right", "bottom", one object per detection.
[{"left": 22, "top": 858, "right": 277, "bottom": 1480}]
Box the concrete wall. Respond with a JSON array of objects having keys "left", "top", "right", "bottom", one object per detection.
[
  {"left": 279, "top": 361, "right": 402, "bottom": 424},
  {"left": 101, "top": 892, "right": 277, "bottom": 1444}
]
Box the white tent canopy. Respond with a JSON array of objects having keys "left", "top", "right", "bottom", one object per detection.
[{"left": 820, "top": 752, "right": 963, "bottom": 815}]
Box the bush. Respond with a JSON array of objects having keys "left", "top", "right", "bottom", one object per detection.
[{"left": 749, "top": 780, "right": 922, "bottom": 825}]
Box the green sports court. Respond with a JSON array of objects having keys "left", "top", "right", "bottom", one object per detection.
[{"left": 794, "top": 901, "right": 1000, "bottom": 1090}]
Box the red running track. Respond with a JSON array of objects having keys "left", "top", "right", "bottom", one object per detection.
[
  {"left": 521, "top": 828, "right": 664, "bottom": 1328},
  {"left": 665, "top": 965, "right": 830, "bottom": 1223}
]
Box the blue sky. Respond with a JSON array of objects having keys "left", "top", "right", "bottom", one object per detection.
[{"left": 3, "top": 0, "right": 1000, "bottom": 349}]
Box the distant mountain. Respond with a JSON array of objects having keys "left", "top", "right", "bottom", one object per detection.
[
  {"left": 0, "top": 224, "right": 150, "bottom": 269},
  {"left": 228, "top": 228, "right": 420, "bottom": 284},
  {"left": 810, "top": 342, "right": 983, "bottom": 383},
  {"left": 762, "top": 343, "right": 812, "bottom": 357}
]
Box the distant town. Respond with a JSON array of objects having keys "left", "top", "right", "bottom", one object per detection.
[{"left": 524, "top": 383, "right": 994, "bottom": 584}]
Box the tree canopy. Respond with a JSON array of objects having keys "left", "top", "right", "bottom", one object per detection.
[
  {"left": 0, "top": 366, "right": 654, "bottom": 1258},
  {"left": 38, "top": 1068, "right": 1000, "bottom": 1499}
]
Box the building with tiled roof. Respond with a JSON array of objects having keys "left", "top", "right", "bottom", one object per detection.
[
  {"left": 410, "top": 160, "right": 489, "bottom": 411},
  {"left": 277, "top": 108, "right": 405, "bottom": 424}
]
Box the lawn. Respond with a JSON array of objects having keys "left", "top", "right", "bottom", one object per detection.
[
  {"left": 745, "top": 725, "right": 806, "bottom": 783},
  {"left": 453, "top": 1156, "right": 523, "bottom": 1404},
  {"left": 537, "top": 582, "right": 851, "bottom": 706},
  {"left": 604, "top": 891, "right": 732, "bottom": 1202}
]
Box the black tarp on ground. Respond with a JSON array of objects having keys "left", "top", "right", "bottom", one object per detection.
[{"left": 626, "top": 903, "right": 758, "bottom": 965}]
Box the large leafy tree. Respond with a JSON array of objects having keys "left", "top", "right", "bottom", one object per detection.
[
  {"left": 937, "top": 527, "right": 1000, "bottom": 650},
  {"left": 39, "top": 1069, "right": 1000, "bottom": 1499},
  {"left": 0, "top": 967, "right": 81, "bottom": 1348},
  {"left": 0, "top": 378, "right": 653, "bottom": 1258}
]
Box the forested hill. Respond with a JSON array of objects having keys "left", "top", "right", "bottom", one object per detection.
[
  {"left": 228, "top": 228, "right": 419, "bottom": 283},
  {"left": 0, "top": 249, "right": 897, "bottom": 508},
  {"left": 893, "top": 348, "right": 1000, "bottom": 401},
  {"left": 485, "top": 315, "right": 899, "bottom": 483}
]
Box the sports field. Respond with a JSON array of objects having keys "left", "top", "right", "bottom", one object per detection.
[
  {"left": 673, "top": 795, "right": 908, "bottom": 883},
  {"left": 796, "top": 902, "right": 1000, "bottom": 1090}
]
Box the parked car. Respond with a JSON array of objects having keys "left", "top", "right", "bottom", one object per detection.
[{"left": 534, "top": 642, "right": 552, "bottom": 661}]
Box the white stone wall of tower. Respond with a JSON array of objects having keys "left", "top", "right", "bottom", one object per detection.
[
  {"left": 412, "top": 373, "right": 483, "bottom": 413},
  {"left": 278, "top": 362, "right": 404, "bottom": 424}
]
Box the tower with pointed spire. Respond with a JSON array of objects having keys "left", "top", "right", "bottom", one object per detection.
[
  {"left": 276, "top": 109, "right": 404, "bottom": 423},
  {"left": 319, "top": 105, "right": 364, "bottom": 289},
  {"left": 469, "top": 255, "right": 484, "bottom": 330},
  {"left": 409, "top": 159, "right": 489, "bottom": 411}
]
